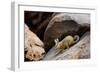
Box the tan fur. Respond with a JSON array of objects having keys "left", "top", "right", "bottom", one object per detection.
[
  {"left": 25, "top": 24, "right": 45, "bottom": 61},
  {"left": 54, "top": 35, "right": 79, "bottom": 50}
]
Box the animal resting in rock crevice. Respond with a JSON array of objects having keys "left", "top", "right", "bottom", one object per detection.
[{"left": 54, "top": 35, "right": 80, "bottom": 50}]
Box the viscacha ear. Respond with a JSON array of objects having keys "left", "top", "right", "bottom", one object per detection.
[{"left": 54, "top": 38, "right": 59, "bottom": 45}]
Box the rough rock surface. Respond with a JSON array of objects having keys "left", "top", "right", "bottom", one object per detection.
[
  {"left": 24, "top": 12, "right": 90, "bottom": 61},
  {"left": 43, "top": 32, "right": 90, "bottom": 60},
  {"left": 24, "top": 24, "right": 45, "bottom": 61},
  {"left": 24, "top": 11, "right": 54, "bottom": 41},
  {"left": 44, "top": 13, "right": 90, "bottom": 52}
]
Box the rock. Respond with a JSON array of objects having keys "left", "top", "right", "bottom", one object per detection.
[
  {"left": 44, "top": 13, "right": 90, "bottom": 52},
  {"left": 43, "top": 32, "right": 90, "bottom": 60},
  {"left": 24, "top": 24, "right": 45, "bottom": 61},
  {"left": 24, "top": 11, "right": 54, "bottom": 41}
]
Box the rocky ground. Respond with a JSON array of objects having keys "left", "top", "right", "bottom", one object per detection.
[{"left": 24, "top": 12, "right": 90, "bottom": 61}]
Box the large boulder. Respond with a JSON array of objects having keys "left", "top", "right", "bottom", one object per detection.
[
  {"left": 44, "top": 13, "right": 90, "bottom": 52},
  {"left": 24, "top": 11, "right": 54, "bottom": 41},
  {"left": 24, "top": 24, "right": 45, "bottom": 61},
  {"left": 43, "top": 32, "right": 90, "bottom": 60}
]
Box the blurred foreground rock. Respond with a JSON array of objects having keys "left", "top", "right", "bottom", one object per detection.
[{"left": 24, "top": 24, "right": 45, "bottom": 61}]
